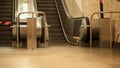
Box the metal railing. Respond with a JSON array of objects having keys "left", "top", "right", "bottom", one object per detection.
[
  {"left": 16, "top": 11, "right": 48, "bottom": 48},
  {"left": 90, "top": 11, "right": 120, "bottom": 48}
]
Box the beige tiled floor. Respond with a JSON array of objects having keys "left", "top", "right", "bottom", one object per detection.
[{"left": 0, "top": 43, "right": 120, "bottom": 68}]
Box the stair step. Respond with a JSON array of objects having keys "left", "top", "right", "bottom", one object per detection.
[
  {"left": 0, "top": 41, "right": 12, "bottom": 47},
  {"left": 49, "top": 36, "right": 66, "bottom": 43},
  {"left": 0, "top": 26, "right": 11, "bottom": 30},
  {"left": 0, "top": 2, "right": 12, "bottom": 5},
  {"left": 0, "top": 18, "right": 12, "bottom": 21},
  {"left": 0, "top": 32, "right": 11, "bottom": 36},
  {"left": 0, "top": 29, "right": 12, "bottom": 35},
  {"left": 49, "top": 33, "right": 64, "bottom": 37},
  {"left": 0, "top": 6, "right": 12, "bottom": 9},
  {"left": 0, "top": 30, "right": 11, "bottom": 32},
  {"left": 0, "top": 14, "right": 12, "bottom": 16},
  {"left": 0, "top": 37, "right": 12, "bottom": 41},
  {"left": 0, "top": 9, "right": 12, "bottom": 13},
  {"left": 0, "top": 41, "right": 11, "bottom": 44},
  {"left": 48, "top": 19, "right": 60, "bottom": 22},
  {"left": 0, "top": 0, "right": 13, "bottom": 2},
  {"left": 0, "top": 15, "right": 12, "bottom": 18},
  {"left": 37, "top": 1, "right": 54, "bottom": 3},
  {"left": 37, "top": 4, "right": 55, "bottom": 7},
  {"left": 46, "top": 15, "right": 59, "bottom": 19},
  {"left": 47, "top": 19, "right": 59, "bottom": 24},
  {"left": 48, "top": 40, "right": 66, "bottom": 43},
  {"left": 49, "top": 38, "right": 66, "bottom": 41},
  {"left": 38, "top": 8, "right": 56, "bottom": 11},
  {"left": 49, "top": 28, "right": 62, "bottom": 33},
  {"left": 45, "top": 12, "right": 57, "bottom": 15},
  {"left": 50, "top": 24, "right": 61, "bottom": 28}
]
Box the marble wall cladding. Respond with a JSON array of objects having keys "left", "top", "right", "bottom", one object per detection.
[
  {"left": 108, "top": 0, "right": 120, "bottom": 42},
  {"left": 82, "top": 0, "right": 100, "bottom": 18},
  {"left": 81, "top": 0, "right": 120, "bottom": 18},
  {"left": 113, "top": 19, "right": 120, "bottom": 42},
  {"left": 64, "top": 0, "right": 83, "bottom": 18}
]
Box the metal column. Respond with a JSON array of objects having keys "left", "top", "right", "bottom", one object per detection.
[{"left": 27, "top": 18, "right": 37, "bottom": 49}]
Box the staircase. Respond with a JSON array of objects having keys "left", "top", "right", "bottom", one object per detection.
[
  {"left": 0, "top": 0, "right": 13, "bottom": 47},
  {"left": 36, "top": 0, "right": 66, "bottom": 43}
]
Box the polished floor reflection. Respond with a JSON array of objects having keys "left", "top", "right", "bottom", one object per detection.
[{"left": 0, "top": 43, "right": 120, "bottom": 68}]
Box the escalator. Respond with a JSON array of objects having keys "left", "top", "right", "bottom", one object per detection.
[
  {"left": 55, "top": 0, "right": 90, "bottom": 45},
  {"left": 0, "top": 0, "right": 13, "bottom": 47},
  {"left": 36, "top": 0, "right": 66, "bottom": 43}
]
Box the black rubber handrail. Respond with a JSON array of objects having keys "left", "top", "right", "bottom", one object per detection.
[{"left": 55, "top": 0, "right": 84, "bottom": 45}]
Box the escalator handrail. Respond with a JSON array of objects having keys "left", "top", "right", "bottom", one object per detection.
[{"left": 55, "top": 0, "right": 79, "bottom": 45}]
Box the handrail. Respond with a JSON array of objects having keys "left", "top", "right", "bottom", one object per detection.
[
  {"left": 55, "top": 0, "right": 78, "bottom": 45},
  {"left": 90, "top": 11, "right": 120, "bottom": 48},
  {"left": 55, "top": 0, "right": 79, "bottom": 45},
  {"left": 16, "top": 11, "right": 48, "bottom": 48}
]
